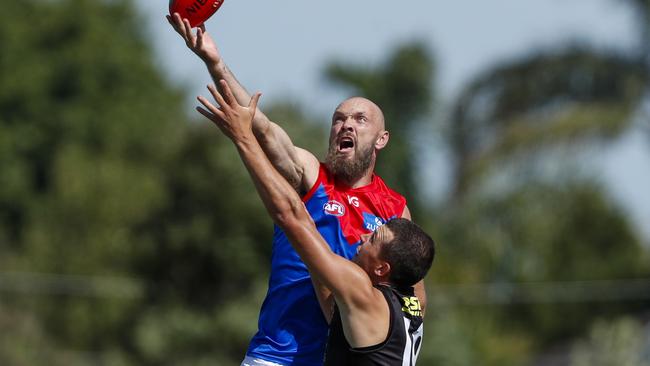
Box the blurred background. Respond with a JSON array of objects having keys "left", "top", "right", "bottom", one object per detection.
[{"left": 1, "top": 0, "right": 650, "bottom": 365}]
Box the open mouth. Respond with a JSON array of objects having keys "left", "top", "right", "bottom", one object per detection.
[{"left": 338, "top": 136, "right": 355, "bottom": 152}]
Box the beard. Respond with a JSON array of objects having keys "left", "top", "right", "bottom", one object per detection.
[{"left": 325, "top": 141, "right": 374, "bottom": 184}]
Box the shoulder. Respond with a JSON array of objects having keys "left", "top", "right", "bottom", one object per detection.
[
  {"left": 381, "top": 285, "right": 422, "bottom": 319},
  {"left": 372, "top": 174, "right": 406, "bottom": 202},
  {"left": 369, "top": 174, "right": 407, "bottom": 216}
]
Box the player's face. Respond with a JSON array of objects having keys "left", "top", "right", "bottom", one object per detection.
[
  {"left": 325, "top": 98, "right": 386, "bottom": 182},
  {"left": 353, "top": 225, "right": 393, "bottom": 281}
]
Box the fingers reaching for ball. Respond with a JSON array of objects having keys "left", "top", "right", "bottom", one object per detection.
[
  {"left": 168, "top": 0, "right": 224, "bottom": 28},
  {"left": 196, "top": 80, "right": 262, "bottom": 142}
]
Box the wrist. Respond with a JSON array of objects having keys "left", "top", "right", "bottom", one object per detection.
[
  {"left": 205, "top": 58, "right": 226, "bottom": 74},
  {"left": 233, "top": 131, "right": 257, "bottom": 148}
]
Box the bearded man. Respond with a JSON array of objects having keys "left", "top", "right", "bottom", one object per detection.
[{"left": 168, "top": 14, "right": 427, "bottom": 366}]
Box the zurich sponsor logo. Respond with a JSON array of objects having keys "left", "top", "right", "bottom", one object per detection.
[
  {"left": 363, "top": 212, "right": 385, "bottom": 232},
  {"left": 323, "top": 200, "right": 345, "bottom": 217}
]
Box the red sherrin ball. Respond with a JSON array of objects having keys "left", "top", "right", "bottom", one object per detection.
[{"left": 169, "top": 0, "right": 224, "bottom": 28}]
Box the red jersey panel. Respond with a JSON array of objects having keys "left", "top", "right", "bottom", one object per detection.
[{"left": 304, "top": 163, "right": 407, "bottom": 245}]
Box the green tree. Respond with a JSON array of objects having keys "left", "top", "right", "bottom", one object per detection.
[
  {"left": 0, "top": 0, "right": 185, "bottom": 354},
  {"left": 423, "top": 1, "right": 650, "bottom": 364},
  {"left": 446, "top": 2, "right": 650, "bottom": 201},
  {"left": 570, "top": 317, "right": 650, "bottom": 366},
  {"left": 448, "top": 47, "right": 648, "bottom": 199},
  {"left": 415, "top": 180, "right": 650, "bottom": 366},
  {"left": 0, "top": 0, "right": 328, "bottom": 363},
  {"left": 129, "top": 102, "right": 326, "bottom": 364}
]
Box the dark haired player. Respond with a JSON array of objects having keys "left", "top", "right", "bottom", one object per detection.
[{"left": 196, "top": 82, "right": 435, "bottom": 365}]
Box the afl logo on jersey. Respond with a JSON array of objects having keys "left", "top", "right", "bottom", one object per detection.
[{"left": 323, "top": 200, "right": 345, "bottom": 217}]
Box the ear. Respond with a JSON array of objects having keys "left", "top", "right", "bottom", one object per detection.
[
  {"left": 374, "top": 261, "right": 391, "bottom": 279},
  {"left": 374, "top": 130, "right": 389, "bottom": 151}
]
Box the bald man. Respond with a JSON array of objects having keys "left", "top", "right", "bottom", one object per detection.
[{"left": 167, "top": 15, "right": 426, "bottom": 366}]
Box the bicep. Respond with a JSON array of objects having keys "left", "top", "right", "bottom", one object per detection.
[
  {"left": 256, "top": 123, "right": 319, "bottom": 192},
  {"left": 312, "top": 253, "right": 377, "bottom": 311}
]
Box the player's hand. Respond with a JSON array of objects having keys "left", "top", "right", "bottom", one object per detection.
[
  {"left": 196, "top": 80, "right": 261, "bottom": 142},
  {"left": 166, "top": 12, "right": 221, "bottom": 64}
]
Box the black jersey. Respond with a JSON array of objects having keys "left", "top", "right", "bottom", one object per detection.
[{"left": 323, "top": 285, "right": 424, "bottom": 366}]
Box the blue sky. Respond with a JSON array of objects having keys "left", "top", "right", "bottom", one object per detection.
[{"left": 138, "top": 0, "right": 649, "bottom": 239}]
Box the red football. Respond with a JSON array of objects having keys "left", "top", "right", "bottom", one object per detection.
[{"left": 169, "top": 0, "right": 224, "bottom": 28}]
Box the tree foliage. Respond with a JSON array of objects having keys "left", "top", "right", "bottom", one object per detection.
[
  {"left": 449, "top": 47, "right": 648, "bottom": 199},
  {"left": 570, "top": 317, "right": 650, "bottom": 366},
  {"left": 1, "top": 0, "right": 649, "bottom": 365}
]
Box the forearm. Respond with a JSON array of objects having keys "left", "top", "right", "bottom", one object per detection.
[
  {"left": 233, "top": 135, "right": 356, "bottom": 297},
  {"left": 206, "top": 60, "right": 271, "bottom": 134},
  {"left": 234, "top": 135, "right": 303, "bottom": 223},
  {"left": 208, "top": 63, "right": 306, "bottom": 188}
]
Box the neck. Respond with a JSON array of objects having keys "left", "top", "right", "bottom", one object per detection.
[
  {"left": 372, "top": 277, "right": 393, "bottom": 288},
  {"left": 338, "top": 173, "right": 372, "bottom": 189},
  {"left": 334, "top": 162, "right": 376, "bottom": 189}
]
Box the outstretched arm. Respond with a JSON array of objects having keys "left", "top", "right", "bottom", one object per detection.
[
  {"left": 196, "top": 81, "right": 368, "bottom": 298},
  {"left": 167, "top": 14, "right": 319, "bottom": 192},
  {"left": 196, "top": 81, "right": 386, "bottom": 326}
]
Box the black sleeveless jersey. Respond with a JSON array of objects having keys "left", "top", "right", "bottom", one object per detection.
[{"left": 323, "top": 285, "right": 424, "bottom": 366}]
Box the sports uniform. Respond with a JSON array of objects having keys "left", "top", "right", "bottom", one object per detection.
[
  {"left": 323, "top": 285, "right": 424, "bottom": 366},
  {"left": 245, "top": 163, "right": 406, "bottom": 366}
]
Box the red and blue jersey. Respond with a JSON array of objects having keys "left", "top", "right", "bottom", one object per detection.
[{"left": 246, "top": 163, "right": 406, "bottom": 365}]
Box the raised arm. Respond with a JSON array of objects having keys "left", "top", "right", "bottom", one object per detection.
[
  {"left": 167, "top": 14, "right": 319, "bottom": 192},
  {"left": 196, "top": 81, "right": 384, "bottom": 320}
]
